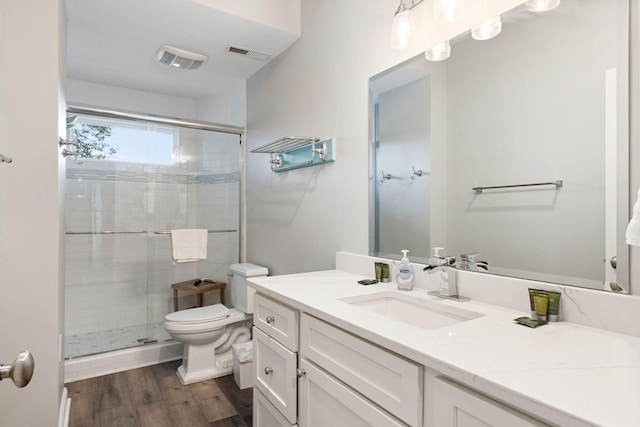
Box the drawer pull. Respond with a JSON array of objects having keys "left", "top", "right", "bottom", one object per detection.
[
  {"left": 266, "top": 315, "right": 276, "bottom": 324},
  {"left": 264, "top": 366, "right": 274, "bottom": 375},
  {"left": 296, "top": 368, "right": 306, "bottom": 378}
]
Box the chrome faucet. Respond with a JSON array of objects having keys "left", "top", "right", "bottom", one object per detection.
[
  {"left": 458, "top": 253, "right": 488, "bottom": 271},
  {"left": 424, "top": 255, "right": 469, "bottom": 302}
]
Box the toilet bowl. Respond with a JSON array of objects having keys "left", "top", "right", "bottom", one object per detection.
[
  {"left": 163, "top": 263, "right": 268, "bottom": 385},
  {"left": 164, "top": 304, "right": 252, "bottom": 384}
]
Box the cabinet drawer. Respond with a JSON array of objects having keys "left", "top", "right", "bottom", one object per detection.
[
  {"left": 432, "top": 376, "right": 549, "bottom": 427},
  {"left": 254, "top": 388, "right": 298, "bottom": 427},
  {"left": 300, "top": 314, "right": 422, "bottom": 427},
  {"left": 254, "top": 327, "right": 298, "bottom": 424},
  {"left": 255, "top": 293, "right": 299, "bottom": 351},
  {"left": 298, "top": 358, "right": 406, "bottom": 427}
]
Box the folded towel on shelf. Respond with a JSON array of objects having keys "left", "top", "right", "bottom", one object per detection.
[{"left": 171, "top": 229, "right": 208, "bottom": 263}]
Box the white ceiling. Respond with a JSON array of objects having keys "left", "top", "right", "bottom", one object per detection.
[{"left": 65, "top": 0, "right": 299, "bottom": 99}]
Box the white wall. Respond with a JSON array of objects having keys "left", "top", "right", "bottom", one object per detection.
[
  {"left": 190, "top": 0, "right": 301, "bottom": 36},
  {"left": 68, "top": 78, "right": 247, "bottom": 128},
  {"left": 245, "top": 0, "right": 523, "bottom": 275},
  {"left": 67, "top": 79, "right": 198, "bottom": 118},
  {"left": 196, "top": 82, "right": 246, "bottom": 127},
  {"left": 0, "top": 1, "right": 65, "bottom": 425}
]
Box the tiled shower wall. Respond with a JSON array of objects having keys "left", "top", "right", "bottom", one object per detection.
[{"left": 64, "top": 130, "right": 240, "bottom": 354}]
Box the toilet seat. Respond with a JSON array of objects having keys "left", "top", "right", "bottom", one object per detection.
[{"left": 165, "top": 304, "right": 230, "bottom": 324}]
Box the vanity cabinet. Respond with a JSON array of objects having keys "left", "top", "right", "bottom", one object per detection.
[
  {"left": 253, "top": 294, "right": 417, "bottom": 426},
  {"left": 253, "top": 294, "right": 300, "bottom": 426},
  {"left": 252, "top": 291, "right": 549, "bottom": 427},
  {"left": 430, "top": 376, "right": 549, "bottom": 427}
]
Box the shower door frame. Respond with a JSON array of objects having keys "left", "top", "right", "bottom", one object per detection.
[
  {"left": 67, "top": 102, "right": 248, "bottom": 265},
  {"left": 64, "top": 103, "right": 247, "bottom": 358}
]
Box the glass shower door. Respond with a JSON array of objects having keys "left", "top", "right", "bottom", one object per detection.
[{"left": 64, "top": 115, "right": 241, "bottom": 359}]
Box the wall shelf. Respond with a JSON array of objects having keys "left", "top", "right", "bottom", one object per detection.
[{"left": 251, "top": 136, "right": 335, "bottom": 172}]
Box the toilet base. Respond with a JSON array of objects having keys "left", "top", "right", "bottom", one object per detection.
[
  {"left": 176, "top": 353, "right": 233, "bottom": 385},
  {"left": 164, "top": 313, "right": 252, "bottom": 385},
  {"left": 175, "top": 329, "right": 246, "bottom": 385}
]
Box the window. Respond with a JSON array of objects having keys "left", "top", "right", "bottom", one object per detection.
[{"left": 71, "top": 116, "right": 178, "bottom": 165}]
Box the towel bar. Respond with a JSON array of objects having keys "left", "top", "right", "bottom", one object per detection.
[
  {"left": 66, "top": 229, "right": 238, "bottom": 235},
  {"left": 472, "top": 180, "right": 563, "bottom": 194}
]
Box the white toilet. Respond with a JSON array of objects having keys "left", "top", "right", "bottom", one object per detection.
[{"left": 164, "top": 263, "right": 268, "bottom": 385}]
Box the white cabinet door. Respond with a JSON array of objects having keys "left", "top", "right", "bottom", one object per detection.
[
  {"left": 254, "top": 388, "right": 297, "bottom": 427},
  {"left": 300, "top": 313, "right": 422, "bottom": 426},
  {"left": 254, "top": 327, "right": 298, "bottom": 424},
  {"left": 298, "top": 359, "right": 406, "bottom": 427},
  {"left": 432, "top": 377, "right": 549, "bottom": 427},
  {"left": 255, "top": 293, "right": 299, "bottom": 351}
]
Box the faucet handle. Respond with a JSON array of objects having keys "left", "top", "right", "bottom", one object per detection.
[
  {"left": 459, "top": 253, "right": 488, "bottom": 271},
  {"left": 423, "top": 256, "right": 455, "bottom": 271},
  {"left": 460, "top": 252, "right": 479, "bottom": 262}
]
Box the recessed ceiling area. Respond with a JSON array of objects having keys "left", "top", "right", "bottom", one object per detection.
[{"left": 65, "top": 0, "right": 300, "bottom": 99}]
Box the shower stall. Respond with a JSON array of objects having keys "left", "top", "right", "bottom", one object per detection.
[{"left": 63, "top": 107, "right": 243, "bottom": 359}]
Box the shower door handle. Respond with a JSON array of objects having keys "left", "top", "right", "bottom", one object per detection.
[{"left": 0, "top": 350, "right": 35, "bottom": 388}]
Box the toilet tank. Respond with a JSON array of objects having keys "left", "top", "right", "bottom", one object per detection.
[{"left": 229, "top": 263, "right": 268, "bottom": 313}]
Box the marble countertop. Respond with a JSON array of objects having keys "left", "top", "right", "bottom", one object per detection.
[{"left": 248, "top": 269, "right": 640, "bottom": 427}]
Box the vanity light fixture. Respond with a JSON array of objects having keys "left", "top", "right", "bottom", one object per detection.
[
  {"left": 390, "top": 0, "right": 425, "bottom": 49},
  {"left": 425, "top": 40, "right": 451, "bottom": 61},
  {"left": 433, "top": 0, "right": 465, "bottom": 24},
  {"left": 471, "top": 15, "right": 502, "bottom": 41},
  {"left": 524, "top": 0, "right": 560, "bottom": 12},
  {"left": 390, "top": 1, "right": 412, "bottom": 49}
]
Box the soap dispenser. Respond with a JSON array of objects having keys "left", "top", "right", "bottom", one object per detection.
[{"left": 396, "top": 249, "right": 415, "bottom": 291}]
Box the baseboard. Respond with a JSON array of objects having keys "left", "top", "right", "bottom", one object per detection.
[
  {"left": 58, "top": 387, "right": 70, "bottom": 427},
  {"left": 64, "top": 341, "right": 183, "bottom": 382}
]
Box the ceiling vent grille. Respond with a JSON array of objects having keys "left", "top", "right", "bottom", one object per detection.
[
  {"left": 155, "top": 45, "right": 208, "bottom": 70},
  {"left": 225, "top": 45, "right": 272, "bottom": 61}
]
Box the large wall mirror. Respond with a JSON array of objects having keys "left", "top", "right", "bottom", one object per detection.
[{"left": 369, "top": 0, "right": 630, "bottom": 292}]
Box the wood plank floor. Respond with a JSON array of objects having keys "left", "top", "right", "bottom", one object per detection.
[{"left": 65, "top": 360, "right": 253, "bottom": 427}]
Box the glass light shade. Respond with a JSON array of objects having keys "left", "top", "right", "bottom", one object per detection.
[
  {"left": 425, "top": 40, "right": 451, "bottom": 61},
  {"left": 390, "top": 8, "right": 412, "bottom": 49},
  {"left": 433, "top": 0, "right": 465, "bottom": 23},
  {"left": 471, "top": 16, "right": 502, "bottom": 41},
  {"left": 525, "top": 0, "right": 560, "bottom": 12}
]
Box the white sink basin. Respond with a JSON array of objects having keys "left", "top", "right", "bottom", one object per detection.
[{"left": 340, "top": 291, "right": 483, "bottom": 330}]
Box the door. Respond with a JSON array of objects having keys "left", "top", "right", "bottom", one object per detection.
[
  {"left": 298, "top": 359, "right": 405, "bottom": 427},
  {"left": 432, "top": 377, "right": 549, "bottom": 427},
  {"left": 254, "top": 388, "right": 297, "bottom": 427},
  {"left": 0, "top": 1, "right": 65, "bottom": 425},
  {"left": 254, "top": 327, "right": 298, "bottom": 424}
]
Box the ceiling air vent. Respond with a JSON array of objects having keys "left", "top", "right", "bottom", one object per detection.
[
  {"left": 225, "top": 45, "right": 272, "bottom": 62},
  {"left": 155, "top": 45, "right": 208, "bottom": 70}
]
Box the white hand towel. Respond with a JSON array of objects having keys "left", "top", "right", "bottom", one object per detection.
[
  {"left": 626, "top": 188, "right": 640, "bottom": 246},
  {"left": 171, "top": 229, "right": 208, "bottom": 263}
]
